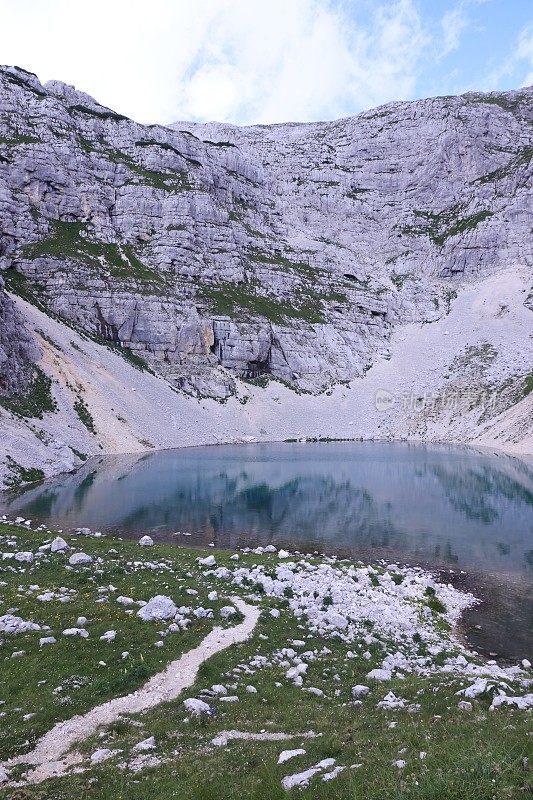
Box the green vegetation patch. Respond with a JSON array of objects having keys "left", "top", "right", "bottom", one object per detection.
[
  {"left": 0, "top": 133, "right": 40, "bottom": 147},
  {"left": 68, "top": 103, "right": 128, "bottom": 123},
  {"left": 204, "top": 139, "right": 237, "bottom": 148},
  {"left": 346, "top": 187, "right": 370, "bottom": 199},
  {"left": 4, "top": 270, "right": 155, "bottom": 374},
  {"left": 199, "top": 282, "right": 327, "bottom": 325},
  {"left": 401, "top": 207, "right": 493, "bottom": 247},
  {"left": 476, "top": 146, "right": 533, "bottom": 184},
  {"left": 520, "top": 371, "right": 533, "bottom": 399},
  {"left": 73, "top": 396, "right": 96, "bottom": 434},
  {"left": 2, "top": 70, "right": 46, "bottom": 97},
  {"left": 0, "top": 366, "right": 57, "bottom": 419},
  {"left": 390, "top": 271, "right": 415, "bottom": 289},
  {"left": 451, "top": 342, "right": 498, "bottom": 374},
  {"left": 135, "top": 139, "right": 202, "bottom": 167},
  {"left": 4, "top": 457, "right": 45, "bottom": 488},
  {"left": 105, "top": 147, "right": 193, "bottom": 191},
  {"left": 468, "top": 93, "right": 523, "bottom": 113},
  {"left": 20, "top": 220, "right": 163, "bottom": 284}
]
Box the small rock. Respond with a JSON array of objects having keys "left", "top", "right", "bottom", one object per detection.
[
  {"left": 278, "top": 748, "right": 306, "bottom": 765},
  {"left": 137, "top": 595, "right": 178, "bottom": 622},
  {"left": 50, "top": 537, "right": 69, "bottom": 553},
  {"left": 197, "top": 555, "right": 216, "bottom": 567},
  {"left": 132, "top": 737, "right": 155, "bottom": 753},
  {"left": 351, "top": 684, "right": 370, "bottom": 699},
  {"left": 366, "top": 668, "right": 392, "bottom": 681},
  {"left": 90, "top": 748, "right": 119, "bottom": 764},
  {"left": 69, "top": 552, "right": 92, "bottom": 566},
  {"left": 62, "top": 628, "right": 89, "bottom": 638},
  {"left": 184, "top": 698, "right": 212, "bottom": 716}
]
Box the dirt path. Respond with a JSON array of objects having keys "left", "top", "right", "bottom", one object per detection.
[{"left": 4, "top": 596, "right": 260, "bottom": 786}]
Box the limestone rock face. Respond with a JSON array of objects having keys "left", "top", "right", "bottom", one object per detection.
[
  {"left": 0, "top": 275, "right": 40, "bottom": 395},
  {"left": 0, "top": 64, "right": 531, "bottom": 396}
]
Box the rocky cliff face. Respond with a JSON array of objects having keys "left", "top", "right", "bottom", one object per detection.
[
  {"left": 0, "top": 275, "right": 39, "bottom": 395},
  {"left": 0, "top": 65, "right": 531, "bottom": 399}
]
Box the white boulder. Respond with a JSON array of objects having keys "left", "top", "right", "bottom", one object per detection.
[
  {"left": 197, "top": 555, "right": 216, "bottom": 567},
  {"left": 69, "top": 552, "right": 92, "bottom": 566},
  {"left": 137, "top": 595, "right": 178, "bottom": 622},
  {"left": 184, "top": 698, "right": 211, "bottom": 716}
]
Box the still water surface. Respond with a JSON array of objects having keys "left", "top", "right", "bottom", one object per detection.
[{"left": 1, "top": 442, "right": 532, "bottom": 659}]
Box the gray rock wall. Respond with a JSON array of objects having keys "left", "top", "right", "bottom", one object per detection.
[
  {"left": 0, "top": 65, "right": 531, "bottom": 397},
  {"left": 0, "top": 276, "right": 40, "bottom": 395}
]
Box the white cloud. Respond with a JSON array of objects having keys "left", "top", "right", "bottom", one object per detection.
[
  {"left": 174, "top": 0, "right": 430, "bottom": 124},
  {"left": 516, "top": 25, "right": 533, "bottom": 87},
  {"left": 0, "top": 0, "right": 430, "bottom": 125},
  {"left": 481, "top": 22, "right": 533, "bottom": 91},
  {"left": 440, "top": 4, "right": 470, "bottom": 57}
]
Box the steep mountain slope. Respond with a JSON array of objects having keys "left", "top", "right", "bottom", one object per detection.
[{"left": 0, "top": 65, "right": 531, "bottom": 486}]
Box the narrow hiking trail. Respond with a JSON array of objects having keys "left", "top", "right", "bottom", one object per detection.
[{"left": 4, "top": 596, "right": 260, "bottom": 786}]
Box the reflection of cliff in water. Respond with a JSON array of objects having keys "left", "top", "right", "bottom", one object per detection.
[
  {"left": 1, "top": 442, "right": 532, "bottom": 575},
  {"left": 430, "top": 464, "right": 533, "bottom": 525}
]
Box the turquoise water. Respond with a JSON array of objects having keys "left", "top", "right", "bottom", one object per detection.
[{"left": 1, "top": 441, "right": 532, "bottom": 659}]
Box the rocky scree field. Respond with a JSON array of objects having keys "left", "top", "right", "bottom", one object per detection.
[{"left": 0, "top": 519, "right": 531, "bottom": 798}]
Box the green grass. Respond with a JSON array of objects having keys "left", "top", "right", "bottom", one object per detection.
[
  {"left": 20, "top": 220, "right": 164, "bottom": 284},
  {"left": 3, "top": 457, "right": 45, "bottom": 488},
  {"left": 203, "top": 139, "right": 237, "bottom": 148},
  {"left": 0, "top": 366, "right": 57, "bottom": 419},
  {"left": 468, "top": 93, "right": 523, "bottom": 113},
  {"left": 198, "top": 249, "right": 349, "bottom": 325},
  {"left": 68, "top": 103, "right": 128, "bottom": 123},
  {"left": 134, "top": 139, "right": 202, "bottom": 168},
  {"left": 451, "top": 342, "right": 498, "bottom": 374},
  {"left": 346, "top": 187, "right": 370, "bottom": 199},
  {"left": 104, "top": 147, "right": 193, "bottom": 192},
  {"left": 390, "top": 272, "right": 415, "bottom": 289},
  {"left": 2, "top": 69, "right": 46, "bottom": 98},
  {"left": 520, "top": 371, "right": 533, "bottom": 399},
  {"left": 199, "top": 282, "right": 326, "bottom": 325},
  {"left": 73, "top": 397, "right": 96, "bottom": 434},
  {"left": 0, "top": 133, "right": 40, "bottom": 146},
  {"left": 0, "top": 526, "right": 228, "bottom": 763},
  {"left": 247, "top": 249, "right": 322, "bottom": 281},
  {"left": 475, "top": 146, "right": 533, "bottom": 185},
  {"left": 0, "top": 524, "right": 530, "bottom": 800},
  {"left": 401, "top": 208, "right": 494, "bottom": 247}
]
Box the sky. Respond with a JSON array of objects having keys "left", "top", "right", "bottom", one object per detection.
[{"left": 0, "top": 0, "right": 532, "bottom": 126}]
